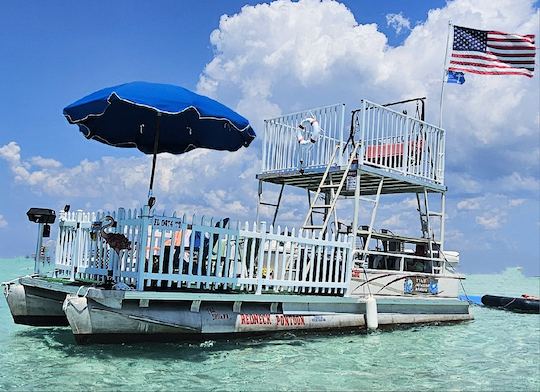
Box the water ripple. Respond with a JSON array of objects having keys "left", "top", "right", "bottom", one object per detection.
[{"left": 0, "top": 261, "right": 538, "bottom": 391}]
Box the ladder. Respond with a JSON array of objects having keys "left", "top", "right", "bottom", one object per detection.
[
  {"left": 301, "top": 143, "right": 359, "bottom": 235},
  {"left": 357, "top": 177, "right": 384, "bottom": 264},
  {"left": 416, "top": 189, "right": 443, "bottom": 265}
]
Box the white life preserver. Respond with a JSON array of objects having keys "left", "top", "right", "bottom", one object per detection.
[{"left": 297, "top": 117, "right": 321, "bottom": 144}]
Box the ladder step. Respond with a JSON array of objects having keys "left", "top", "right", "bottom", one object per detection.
[
  {"left": 311, "top": 204, "right": 332, "bottom": 209},
  {"left": 429, "top": 212, "right": 443, "bottom": 217},
  {"left": 359, "top": 196, "right": 376, "bottom": 203},
  {"left": 302, "top": 225, "right": 323, "bottom": 230},
  {"left": 320, "top": 184, "right": 340, "bottom": 189}
]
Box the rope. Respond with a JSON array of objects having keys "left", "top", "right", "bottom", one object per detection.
[
  {"left": 433, "top": 241, "right": 472, "bottom": 303},
  {"left": 502, "top": 297, "right": 518, "bottom": 309},
  {"left": 362, "top": 266, "right": 373, "bottom": 296}
]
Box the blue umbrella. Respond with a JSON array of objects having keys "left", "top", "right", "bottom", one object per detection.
[{"left": 63, "top": 81, "right": 256, "bottom": 200}]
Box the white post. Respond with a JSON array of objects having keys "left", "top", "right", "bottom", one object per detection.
[
  {"left": 351, "top": 169, "right": 361, "bottom": 251},
  {"left": 255, "top": 221, "right": 267, "bottom": 295},
  {"left": 116, "top": 208, "right": 126, "bottom": 282},
  {"left": 136, "top": 205, "right": 151, "bottom": 291},
  {"left": 438, "top": 21, "right": 453, "bottom": 128},
  {"left": 262, "top": 120, "right": 268, "bottom": 172},
  {"left": 69, "top": 210, "right": 83, "bottom": 281},
  {"left": 34, "top": 223, "right": 44, "bottom": 275},
  {"left": 440, "top": 192, "right": 446, "bottom": 252},
  {"left": 338, "top": 103, "right": 345, "bottom": 163},
  {"left": 343, "top": 234, "right": 355, "bottom": 297}
]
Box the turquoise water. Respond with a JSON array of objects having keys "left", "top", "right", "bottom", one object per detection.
[{"left": 1, "top": 258, "right": 539, "bottom": 391}]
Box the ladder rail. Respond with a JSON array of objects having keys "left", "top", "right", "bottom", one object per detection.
[
  {"left": 301, "top": 143, "right": 359, "bottom": 235},
  {"left": 300, "top": 144, "right": 341, "bottom": 229},
  {"left": 318, "top": 143, "right": 360, "bottom": 233},
  {"left": 359, "top": 177, "right": 384, "bottom": 262}
]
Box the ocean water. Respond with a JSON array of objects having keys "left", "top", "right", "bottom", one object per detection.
[{"left": 0, "top": 258, "right": 538, "bottom": 391}]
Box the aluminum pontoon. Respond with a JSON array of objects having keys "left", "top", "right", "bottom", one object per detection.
[{"left": 3, "top": 98, "right": 472, "bottom": 343}]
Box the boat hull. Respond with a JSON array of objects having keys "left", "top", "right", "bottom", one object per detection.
[
  {"left": 4, "top": 281, "right": 69, "bottom": 326},
  {"left": 63, "top": 290, "right": 472, "bottom": 344},
  {"left": 4, "top": 277, "right": 473, "bottom": 343},
  {"left": 481, "top": 295, "right": 540, "bottom": 313}
]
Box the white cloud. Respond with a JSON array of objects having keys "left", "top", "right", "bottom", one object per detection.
[
  {"left": 498, "top": 172, "right": 540, "bottom": 193},
  {"left": 457, "top": 197, "right": 481, "bottom": 210},
  {"left": 380, "top": 213, "right": 403, "bottom": 228},
  {"left": 454, "top": 194, "right": 531, "bottom": 222},
  {"left": 198, "top": 0, "right": 539, "bottom": 179},
  {"left": 30, "top": 156, "right": 62, "bottom": 169},
  {"left": 450, "top": 174, "right": 483, "bottom": 194},
  {"left": 386, "top": 12, "right": 411, "bottom": 34},
  {"left": 508, "top": 198, "right": 525, "bottom": 207},
  {"left": 0, "top": 214, "right": 7, "bottom": 228},
  {"left": 0, "top": 141, "right": 258, "bottom": 221},
  {"left": 445, "top": 228, "right": 464, "bottom": 242},
  {"left": 197, "top": 0, "right": 390, "bottom": 127},
  {"left": 476, "top": 211, "right": 505, "bottom": 230}
]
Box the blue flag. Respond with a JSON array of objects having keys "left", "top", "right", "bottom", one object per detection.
[{"left": 447, "top": 70, "right": 465, "bottom": 84}]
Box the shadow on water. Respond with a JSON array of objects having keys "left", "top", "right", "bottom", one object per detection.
[
  {"left": 10, "top": 321, "right": 474, "bottom": 363},
  {"left": 11, "top": 327, "right": 378, "bottom": 362}
]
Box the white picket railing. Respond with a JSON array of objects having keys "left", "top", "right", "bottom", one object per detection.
[
  {"left": 54, "top": 209, "right": 142, "bottom": 284},
  {"left": 51, "top": 208, "right": 353, "bottom": 295},
  {"left": 262, "top": 104, "right": 346, "bottom": 173},
  {"left": 354, "top": 100, "right": 445, "bottom": 185},
  {"left": 140, "top": 214, "right": 352, "bottom": 294}
]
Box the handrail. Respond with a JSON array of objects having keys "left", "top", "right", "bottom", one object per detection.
[{"left": 260, "top": 99, "right": 446, "bottom": 186}]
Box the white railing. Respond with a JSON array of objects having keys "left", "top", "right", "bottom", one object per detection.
[
  {"left": 260, "top": 100, "right": 446, "bottom": 186},
  {"left": 354, "top": 100, "right": 445, "bottom": 184},
  {"left": 54, "top": 209, "right": 142, "bottom": 284},
  {"left": 140, "top": 214, "right": 352, "bottom": 294},
  {"left": 262, "top": 103, "right": 346, "bottom": 173},
  {"left": 51, "top": 208, "right": 353, "bottom": 295}
]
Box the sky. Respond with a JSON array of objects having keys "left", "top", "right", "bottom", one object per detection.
[{"left": 0, "top": 0, "right": 538, "bottom": 275}]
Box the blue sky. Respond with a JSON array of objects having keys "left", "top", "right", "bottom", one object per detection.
[{"left": 0, "top": 0, "right": 539, "bottom": 275}]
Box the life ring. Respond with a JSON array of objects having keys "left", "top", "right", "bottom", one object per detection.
[{"left": 297, "top": 117, "right": 321, "bottom": 144}]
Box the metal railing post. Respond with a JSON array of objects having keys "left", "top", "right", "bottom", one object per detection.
[
  {"left": 255, "top": 221, "right": 266, "bottom": 295},
  {"left": 343, "top": 234, "right": 355, "bottom": 296},
  {"left": 262, "top": 120, "right": 268, "bottom": 172},
  {"left": 360, "top": 100, "right": 367, "bottom": 162},
  {"left": 115, "top": 207, "right": 126, "bottom": 282},
  {"left": 136, "top": 205, "right": 151, "bottom": 291},
  {"left": 33, "top": 223, "right": 44, "bottom": 275}
]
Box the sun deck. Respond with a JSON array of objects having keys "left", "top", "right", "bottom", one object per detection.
[{"left": 257, "top": 100, "right": 446, "bottom": 195}]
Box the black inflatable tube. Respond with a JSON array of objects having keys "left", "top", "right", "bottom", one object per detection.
[{"left": 481, "top": 295, "right": 540, "bottom": 314}]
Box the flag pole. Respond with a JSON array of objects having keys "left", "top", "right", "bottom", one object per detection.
[{"left": 438, "top": 20, "right": 453, "bottom": 128}]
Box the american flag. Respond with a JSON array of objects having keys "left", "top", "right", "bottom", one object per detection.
[{"left": 449, "top": 25, "right": 536, "bottom": 78}]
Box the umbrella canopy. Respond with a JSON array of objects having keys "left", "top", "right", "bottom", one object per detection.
[
  {"left": 63, "top": 81, "right": 256, "bottom": 200},
  {"left": 63, "top": 81, "right": 256, "bottom": 154}
]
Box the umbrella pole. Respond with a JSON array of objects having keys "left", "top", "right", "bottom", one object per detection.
[{"left": 148, "top": 112, "right": 161, "bottom": 200}]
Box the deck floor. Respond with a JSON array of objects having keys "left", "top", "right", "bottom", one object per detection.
[{"left": 257, "top": 163, "right": 446, "bottom": 195}]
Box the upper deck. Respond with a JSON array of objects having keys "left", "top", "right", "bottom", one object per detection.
[{"left": 257, "top": 100, "right": 446, "bottom": 195}]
